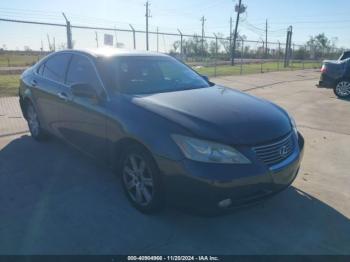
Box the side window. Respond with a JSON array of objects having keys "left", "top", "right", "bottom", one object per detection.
[
  {"left": 158, "top": 60, "right": 183, "bottom": 80},
  {"left": 42, "top": 54, "right": 71, "bottom": 83},
  {"left": 66, "top": 55, "right": 100, "bottom": 89}
]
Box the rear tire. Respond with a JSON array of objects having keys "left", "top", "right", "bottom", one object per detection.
[
  {"left": 334, "top": 80, "right": 350, "bottom": 98},
  {"left": 25, "top": 103, "right": 46, "bottom": 141},
  {"left": 120, "top": 144, "right": 164, "bottom": 214}
]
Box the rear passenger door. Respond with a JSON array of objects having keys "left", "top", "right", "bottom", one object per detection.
[
  {"left": 32, "top": 53, "right": 72, "bottom": 136},
  {"left": 58, "top": 54, "right": 108, "bottom": 159}
]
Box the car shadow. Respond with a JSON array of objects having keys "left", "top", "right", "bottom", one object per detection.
[
  {"left": 0, "top": 135, "right": 349, "bottom": 254},
  {"left": 337, "top": 97, "right": 350, "bottom": 102}
]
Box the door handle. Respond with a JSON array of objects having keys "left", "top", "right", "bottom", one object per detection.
[{"left": 57, "top": 92, "right": 69, "bottom": 102}]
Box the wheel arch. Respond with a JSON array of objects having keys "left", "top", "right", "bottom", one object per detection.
[
  {"left": 112, "top": 137, "right": 158, "bottom": 172},
  {"left": 20, "top": 96, "right": 34, "bottom": 120}
]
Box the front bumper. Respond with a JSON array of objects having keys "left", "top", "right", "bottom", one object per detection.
[{"left": 156, "top": 132, "right": 305, "bottom": 210}]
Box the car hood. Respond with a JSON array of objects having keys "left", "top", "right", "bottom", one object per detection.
[{"left": 132, "top": 85, "right": 292, "bottom": 145}]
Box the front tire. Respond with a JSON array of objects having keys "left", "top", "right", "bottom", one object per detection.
[
  {"left": 334, "top": 80, "right": 350, "bottom": 98},
  {"left": 120, "top": 144, "right": 164, "bottom": 213},
  {"left": 25, "top": 103, "right": 46, "bottom": 141}
]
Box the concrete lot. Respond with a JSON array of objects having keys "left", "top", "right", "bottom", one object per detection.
[{"left": 0, "top": 69, "right": 349, "bottom": 254}]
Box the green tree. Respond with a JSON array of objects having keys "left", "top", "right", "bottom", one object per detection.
[{"left": 306, "top": 33, "right": 333, "bottom": 59}]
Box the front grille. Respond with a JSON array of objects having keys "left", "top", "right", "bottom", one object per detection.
[{"left": 253, "top": 133, "right": 295, "bottom": 166}]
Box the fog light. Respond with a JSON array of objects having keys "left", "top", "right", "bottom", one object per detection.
[{"left": 218, "top": 198, "right": 232, "bottom": 208}]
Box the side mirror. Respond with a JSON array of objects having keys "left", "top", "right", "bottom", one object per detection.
[
  {"left": 201, "top": 75, "right": 210, "bottom": 82},
  {"left": 201, "top": 74, "right": 215, "bottom": 86},
  {"left": 71, "top": 83, "right": 98, "bottom": 100}
]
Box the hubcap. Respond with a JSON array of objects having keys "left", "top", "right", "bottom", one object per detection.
[
  {"left": 336, "top": 81, "right": 350, "bottom": 97},
  {"left": 122, "top": 154, "right": 154, "bottom": 206},
  {"left": 27, "top": 105, "right": 39, "bottom": 137}
]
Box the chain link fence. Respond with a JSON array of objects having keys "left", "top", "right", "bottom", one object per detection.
[
  {"left": 0, "top": 17, "right": 344, "bottom": 75},
  {"left": 0, "top": 17, "right": 345, "bottom": 137}
]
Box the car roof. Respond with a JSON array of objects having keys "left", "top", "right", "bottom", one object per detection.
[{"left": 57, "top": 48, "right": 169, "bottom": 59}]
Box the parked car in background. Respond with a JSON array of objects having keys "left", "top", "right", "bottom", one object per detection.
[
  {"left": 318, "top": 51, "right": 350, "bottom": 98},
  {"left": 19, "top": 49, "right": 304, "bottom": 214}
]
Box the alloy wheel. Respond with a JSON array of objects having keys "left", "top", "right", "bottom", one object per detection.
[
  {"left": 335, "top": 81, "right": 350, "bottom": 97},
  {"left": 122, "top": 154, "right": 154, "bottom": 206}
]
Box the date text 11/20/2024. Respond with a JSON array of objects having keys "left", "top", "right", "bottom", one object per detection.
[{"left": 127, "top": 256, "right": 220, "bottom": 261}]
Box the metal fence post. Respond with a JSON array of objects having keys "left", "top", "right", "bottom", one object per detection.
[
  {"left": 261, "top": 39, "right": 264, "bottom": 73},
  {"left": 240, "top": 38, "right": 244, "bottom": 75},
  {"left": 129, "top": 24, "right": 136, "bottom": 50},
  {"left": 277, "top": 41, "right": 281, "bottom": 71},
  {"left": 177, "top": 29, "right": 183, "bottom": 59},
  {"left": 291, "top": 43, "right": 295, "bottom": 70},
  {"left": 214, "top": 33, "right": 218, "bottom": 77},
  {"left": 62, "top": 13, "right": 72, "bottom": 49},
  {"left": 156, "top": 27, "right": 159, "bottom": 52}
]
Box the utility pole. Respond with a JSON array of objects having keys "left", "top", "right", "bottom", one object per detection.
[
  {"left": 265, "top": 19, "right": 268, "bottom": 58},
  {"left": 95, "top": 31, "right": 99, "bottom": 48},
  {"left": 200, "top": 16, "right": 206, "bottom": 58},
  {"left": 231, "top": 0, "right": 246, "bottom": 66},
  {"left": 229, "top": 17, "right": 233, "bottom": 60},
  {"left": 145, "top": 1, "right": 151, "bottom": 51}
]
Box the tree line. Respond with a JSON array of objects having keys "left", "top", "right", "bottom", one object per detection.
[{"left": 170, "top": 33, "right": 344, "bottom": 61}]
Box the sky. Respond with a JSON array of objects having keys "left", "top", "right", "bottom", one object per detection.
[{"left": 1, "top": 0, "right": 350, "bottom": 51}]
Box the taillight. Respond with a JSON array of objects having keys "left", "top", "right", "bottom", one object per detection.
[{"left": 321, "top": 65, "right": 327, "bottom": 74}]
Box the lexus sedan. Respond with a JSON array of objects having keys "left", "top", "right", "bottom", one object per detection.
[{"left": 19, "top": 49, "right": 304, "bottom": 213}]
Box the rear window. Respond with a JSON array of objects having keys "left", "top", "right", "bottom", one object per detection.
[{"left": 340, "top": 52, "right": 350, "bottom": 60}]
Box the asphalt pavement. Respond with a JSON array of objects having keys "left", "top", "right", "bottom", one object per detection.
[{"left": 0, "top": 69, "right": 349, "bottom": 254}]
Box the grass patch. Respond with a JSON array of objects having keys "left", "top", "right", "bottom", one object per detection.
[
  {"left": 0, "top": 54, "right": 43, "bottom": 67},
  {"left": 0, "top": 74, "right": 20, "bottom": 97},
  {"left": 194, "top": 61, "right": 322, "bottom": 77}
]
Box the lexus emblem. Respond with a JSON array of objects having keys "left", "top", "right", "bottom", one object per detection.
[{"left": 279, "top": 146, "right": 288, "bottom": 157}]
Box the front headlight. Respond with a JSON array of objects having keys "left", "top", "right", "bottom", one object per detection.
[{"left": 172, "top": 134, "right": 251, "bottom": 164}]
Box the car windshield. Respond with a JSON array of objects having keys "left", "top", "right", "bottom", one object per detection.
[{"left": 97, "top": 56, "right": 210, "bottom": 94}]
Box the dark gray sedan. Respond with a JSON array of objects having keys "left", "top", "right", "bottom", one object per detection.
[{"left": 19, "top": 49, "right": 304, "bottom": 213}]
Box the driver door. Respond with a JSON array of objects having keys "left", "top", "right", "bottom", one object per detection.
[{"left": 58, "top": 54, "right": 108, "bottom": 160}]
